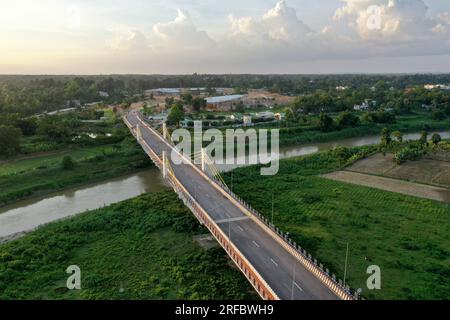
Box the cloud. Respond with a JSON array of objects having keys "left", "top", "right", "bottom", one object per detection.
[
  {"left": 152, "top": 9, "right": 215, "bottom": 49},
  {"left": 108, "top": 29, "right": 149, "bottom": 52},
  {"left": 334, "top": 0, "right": 436, "bottom": 42},
  {"left": 103, "top": 0, "right": 450, "bottom": 73},
  {"left": 228, "top": 0, "right": 310, "bottom": 44}
]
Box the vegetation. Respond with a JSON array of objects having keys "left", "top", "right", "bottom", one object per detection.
[
  {"left": 224, "top": 147, "right": 450, "bottom": 300},
  {"left": 0, "top": 192, "right": 257, "bottom": 300},
  {"left": 0, "top": 137, "right": 151, "bottom": 207}
]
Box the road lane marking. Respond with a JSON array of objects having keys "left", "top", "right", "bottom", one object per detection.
[
  {"left": 252, "top": 241, "right": 260, "bottom": 248},
  {"left": 215, "top": 216, "right": 250, "bottom": 224},
  {"left": 237, "top": 226, "right": 244, "bottom": 232},
  {"left": 270, "top": 259, "right": 279, "bottom": 267},
  {"left": 293, "top": 282, "right": 303, "bottom": 292}
]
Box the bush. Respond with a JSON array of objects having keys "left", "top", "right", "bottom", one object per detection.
[
  {"left": 62, "top": 156, "right": 76, "bottom": 170},
  {"left": 432, "top": 110, "right": 446, "bottom": 121},
  {"left": 394, "top": 146, "right": 424, "bottom": 164},
  {"left": 431, "top": 133, "right": 442, "bottom": 145}
]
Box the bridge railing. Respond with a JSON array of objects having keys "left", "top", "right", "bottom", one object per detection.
[
  {"left": 124, "top": 114, "right": 279, "bottom": 300},
  {"left": 129, "top": 114, "right": 359, "bottom": 300}
]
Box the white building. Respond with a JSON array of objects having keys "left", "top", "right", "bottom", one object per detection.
[
  {"left": 243, "top": 115, "right": 253, "bottom": 126},
  {"left": 99, "top": 91, "right": 109, "bottom": 98},
  {"left": 424, "top": 84, "right": 450, "bottom": 90}
]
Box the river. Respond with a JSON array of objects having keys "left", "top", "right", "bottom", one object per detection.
[{"left": 1, "top": 131, "right": 449, "bottom": 241}]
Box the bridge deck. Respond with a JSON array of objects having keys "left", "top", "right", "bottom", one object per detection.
[{"left": 126, "top": 112, "right": 341, "bottom": 300}]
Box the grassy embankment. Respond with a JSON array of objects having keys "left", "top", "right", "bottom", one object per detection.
[
  {"left": 0, "top": 136, "right": 151, "bottom": 207},
  {"left": 0, "top": 192, "right": 257, "bottom": 299},
  {"left": 224, "top": 147, "right": 450, "bottom": 300},
  {"left": 277, "top": 114, "right": 450, "bottom": 146}
]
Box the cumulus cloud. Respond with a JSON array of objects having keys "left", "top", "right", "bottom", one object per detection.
[
  {"left": 334, "top": 0, "right": 436, "bottom": 42},
  {"left": 152, "top": 9, "right": 215, "bottom": 49},
  {"left": 108, "top": 29, "right": 149, "bottom": 51},
  {"left": 228, "top": 0, "right": 310, "bottom": 44},
  {"left": 104, "top": 0, "right": 450, "bottom": 72}
]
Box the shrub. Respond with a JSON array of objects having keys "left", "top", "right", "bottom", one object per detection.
[
  {"left": 394, "top": 146, "right": 424, "bottom": 164},
  {"left": 431, "top": 133, "right": 442, "bottom": 145},
  {"left": 432, "top": 110, "right": 446, "bottom": 121},
  {"left": 62, "top": 156, "right": 76, "bottom": 170}
]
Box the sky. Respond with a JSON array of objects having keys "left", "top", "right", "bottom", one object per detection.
[{"left": 1, "top": 0, "right": 450, "bottom": 74}]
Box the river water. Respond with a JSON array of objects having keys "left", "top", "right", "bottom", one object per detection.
[{"left": 1, "top": 131, "right": 449, "bottom": 240}]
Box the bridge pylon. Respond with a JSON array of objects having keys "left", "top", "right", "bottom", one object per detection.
[
  {"left": 163, "top": 122, "right": 168, "bottom": 140},
  {"left": 162, "top": 151, "right": 167, "bottom": 178},
  {"left": 201, "top": 148, "right": 206, "bottom": 172},
  {"left": 136, "top": 124, "right": 142, "bottom": 141}
]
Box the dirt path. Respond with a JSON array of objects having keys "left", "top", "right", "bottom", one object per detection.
[{"left": 322, "top": 171, "right": 450, "bottom": 203}]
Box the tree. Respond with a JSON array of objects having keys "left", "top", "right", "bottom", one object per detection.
[
  {"left": 318, "top": 112, "right": 334, "bottom": 132},
  {"left": 336, "top": 111, "right": 360, "bottom": 128},
  {"left": 392, "top": 131, "right": 403, "bottom": 143},
  {"left": 62, "top": 156, "right": 76, "bottom": 170},
  {"left": 37, "top": 116, "right": 72, "bottom": 140},
  {"left": 181, "top": 93, "right": 193, "bottom": 104},
  {"left": 380, "top": 128, "right": 392, "bottom": 148},
  {"left": 432, "top": 110, "right": 446, "bottom": 121},
  {"left": 192, "top": 97, "right": 206, "bottom": 112},
  {"left": 431, "top": 133, "right": 442, "bottom": 145},
  {"left": 0, "top": 125, "right": 22, "bottom": 157},
  {"left": 16, "top": 118, "right": 37, "bottom": 136},
  {"left": 419, "top": 131, "right": 428, "bottom": 145},
  {"left": 167, "top": 103, "right": 185, "bottom": 126}
]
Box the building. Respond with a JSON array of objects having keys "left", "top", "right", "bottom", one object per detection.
[
  {"left": 145, "top": 88, "right": 182, "bottom": 97},
  {"left": 243, "top": 115, "right": 253, "bottom": 126},
  {"left": 99, "top": 91, "right": 109, "bottom": 98},
  {"left": 354, "top": 99, "right": 375, "bottom": 111},
  {"left": 424, "top": 84, "right": 450, "bottom": 90},
  {"left": 206, "top": 95, "right": 245, "bottom": 111},
  {"left": 254, "top": 111, "right": 275, "bottom": 121},
  {"left": 148, "top": 113, "right": 168, "bottom": 123}
]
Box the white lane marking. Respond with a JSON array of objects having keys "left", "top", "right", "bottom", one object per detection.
[
  {"left": 293, "top": 282, "right": 303, "bottom": 292},
  {"left": 252, "top": 241, "right": 260, "bottom": 248},
  {"left": 237, "top": 226, "right": 244, "bottom": 232},
  {"left": 270, "top": 259, "right": 279, "bottom": 267}
]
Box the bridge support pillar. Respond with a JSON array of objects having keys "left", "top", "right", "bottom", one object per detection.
[
  {"left": 201, "top": 148, "right": 206, "bottom": 172},
  {"left": 136, "top": 125, "right": 142, "bottom": 141},
  {"left": 162, "top": 151, "right": 167, "bottom": 178},
  {"left": 163, "top": 122, "right": 167, "bottom": 140}
]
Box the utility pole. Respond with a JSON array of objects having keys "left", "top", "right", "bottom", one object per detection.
[{"left": 343, "top": 242, "right": 349, "bottom": 288}]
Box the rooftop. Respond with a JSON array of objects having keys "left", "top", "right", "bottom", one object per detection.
[{"left": 206, "top": 95, "right": 245, "bottom": 104}]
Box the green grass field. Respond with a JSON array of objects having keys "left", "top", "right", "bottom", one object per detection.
[
  {"left": 0, "top": 146, "right": 117, "bottom": 177},
  {"left": 224, "top": 149, "right": 450, "bottom": 300},
  {"left": 0, "top": 192, "right": 257, "bottom": 300},
  {"left": 0, "top": 137, "right": 151, "bottom": 207}
]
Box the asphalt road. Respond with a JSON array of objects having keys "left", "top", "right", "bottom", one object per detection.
[{"left": 126, "top": 112, "right": 339, "bottom": 300}]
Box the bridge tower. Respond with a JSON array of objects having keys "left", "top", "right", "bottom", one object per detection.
[
  {"left": 136, "top": 124, "right": 142, "bottom": 142},
  {"left": 163, "top": 122, "right": 168, "bottom": 140},
  {"left": 201, "top": 148, "right": 206, "bottom": 172},
  {"left": 162, "top": 151, "right": 167, "bottom": 178}
]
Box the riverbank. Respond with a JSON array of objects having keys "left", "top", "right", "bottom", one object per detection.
[
  {"left": 224, "top": 147, "right": 450, "bottom": 300},
  {"left": 0, "top": 137, "right": 152, "bottom": 208},
  {"left": 277, "top": 114, "right": 450, "bottom": 146},
  {"left": 0, "top": 192, "right": 257, "bottom": 300}
]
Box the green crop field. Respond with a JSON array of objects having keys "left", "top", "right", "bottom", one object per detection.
[
  {"left": 224, "top": 148, "right": 450, "bottom": 300},
  {"left": 0, "top": 192, "right": 257, "bottom": 300}
]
